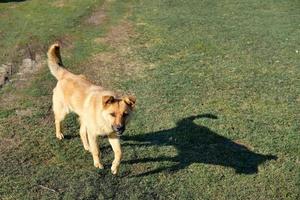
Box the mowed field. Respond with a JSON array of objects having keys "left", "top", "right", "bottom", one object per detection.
[{"left": 0, "top": 0, "right": 299, "bottom": 199}]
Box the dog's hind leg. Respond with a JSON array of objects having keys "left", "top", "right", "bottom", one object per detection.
[
  {"left": 52, "top": 90, "right": 68, "bottom": 140},
  {"left": 53, "top": 105, "right": 67, "bottom": 140},
  {"left": 79, "top": 120, "right": 89, "bottom": 151}
]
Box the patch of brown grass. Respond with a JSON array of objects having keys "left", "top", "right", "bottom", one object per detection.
[
  {"left": 85, "top": 7, "right": 107, "bottom": 26},
  {"left": 82, "top": 4, "right": 143, "bottom": 92},
  {"left": 51, "top": 0, "right": 67, "bottom": 8},
  {"left": 84, "top": 19, "right": 143, "bottom": 87},
  {"left": 84, "top": 0, "right": 112, "bottom": 26},
  {"left": 0, "top": 136, "right": 20, "bottom": 154}
]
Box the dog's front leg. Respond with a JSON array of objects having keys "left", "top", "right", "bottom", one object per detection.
[
  {"left": 88, "top": 132, "right": 104, "bottom": 169},
  {"left": 108, "top": 134, "right": 122, "bottom": 175}
]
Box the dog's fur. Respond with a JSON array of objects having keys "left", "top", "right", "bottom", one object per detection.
[{"left": 47, "top": 43, "right": 136, "bottom": 174}]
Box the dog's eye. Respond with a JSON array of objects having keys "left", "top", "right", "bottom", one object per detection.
[{"left": 110, "top": 113, "right": 116, "bottom": 117}]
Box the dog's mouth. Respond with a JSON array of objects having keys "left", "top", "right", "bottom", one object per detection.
[
  {"left": 112, "top": 126, "right": 125, "bottom": 136},
  {"left": 115, "top": 130, "right": 125, "bottom": 137}
]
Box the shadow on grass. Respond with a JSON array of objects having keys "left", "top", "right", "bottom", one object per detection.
[
  {"left": 64, "top": 135, "right": 79, "bottom": 140},
  {"left": 123, "top": 114, "right": 277, "bottom": 176}
]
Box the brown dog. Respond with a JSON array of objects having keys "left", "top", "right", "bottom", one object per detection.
[{"left": 47, "top": 43, "right": 136, "bottom": 174}]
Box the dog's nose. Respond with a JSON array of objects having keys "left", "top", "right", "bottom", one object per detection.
[{"left": 113, "top": 125, "right": 125, "bottom": 134}]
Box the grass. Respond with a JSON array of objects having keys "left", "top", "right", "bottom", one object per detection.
[{"left": 0, "top": 0, "right": 299, "bottom": 199}]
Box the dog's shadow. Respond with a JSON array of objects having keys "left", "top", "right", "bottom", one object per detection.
[{"left": 122, "top": 114, "right": 277, "bottom": 176}]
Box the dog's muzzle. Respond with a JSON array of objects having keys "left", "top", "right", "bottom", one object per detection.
[{"left": 112, "top": 125, "right": 125, "bottom": 136}]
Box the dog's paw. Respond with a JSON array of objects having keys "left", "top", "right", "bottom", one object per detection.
[
  {"left": 94, "top": 162, "right": 104, "bottom": 169},
  {"left": 56, "top": 132, "right": 64, "bottom": 140},
  {"left": 111, "top": 164, "right": 120, "bottom": 175}
]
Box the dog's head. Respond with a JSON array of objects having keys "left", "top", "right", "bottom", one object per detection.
[{"left": 102, "top": 95, "right": 136, "bottom": 136}]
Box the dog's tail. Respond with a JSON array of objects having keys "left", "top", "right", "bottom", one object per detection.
[{"left": 47, "top": 43, "right": 65, "bottom": 80}]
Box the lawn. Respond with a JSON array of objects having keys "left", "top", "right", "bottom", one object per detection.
[{"left": 0, "top": 0, "right": 299, "bottom": 199}]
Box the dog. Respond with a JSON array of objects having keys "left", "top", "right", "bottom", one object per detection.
[{"left": 47, "top": 43, "right": 136, "bottom": 174}]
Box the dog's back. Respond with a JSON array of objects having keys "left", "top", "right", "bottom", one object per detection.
[{"left": 47, "top": 44, "right": 102, "bottom": 115}]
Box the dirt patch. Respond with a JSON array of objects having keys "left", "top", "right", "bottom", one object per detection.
[
  {"left": 0, "top": 137, "right": 20, "bottom": 153},
  {"left": 51, "top": 0, "right": 66, "bottom": 8},
  {"left": 82, "top": 51, "right": 141, "bottom": 90},
  {"left": 0, "top": 63, "right": 13, "bottom": 87},
  {"left": 96, "top": 21, "right": 134, "bottom": 49},
  {"left": 20, "top": 55, "right": 44, "bottom": 74},
  {"left": 85, "top": 1, "right": 108, "bottom": 26},
  {"left": 0, "top": 38, "right": 43, "bottom": 88},
  {"left": 81, "top": 1, "right": 143, "bottom": 91},
  {"left": 0, "top": 34, "right": 74, "bottom": 90},
  {"left": 7, "top": 54, "right": 45, "bottom": 88},
  {"left": 87, "top": 19, "right": 143, "bottom": 87},
  {"left": 85, "top": 7, "right": 107, "bottom": 26},
  {"left": 0, "top": 55, "right": 44, "bottom": 89},
  {"left": 234, "top": 140, "right": 254, "bottom": 150},
  {"left": 15, "top": 108, "right": 33, "bottom": 117}
]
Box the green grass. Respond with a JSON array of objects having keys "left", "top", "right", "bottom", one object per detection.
[{"left": 0, "top": 0, "right": 299, "bottom": 199}]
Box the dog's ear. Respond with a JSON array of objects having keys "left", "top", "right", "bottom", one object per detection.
[
  {"left": 102, "top": 96, "right": 115, "bottom": 107},
  {"left": 123, "top": 95, "right": 136, "bottom": 109}
]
